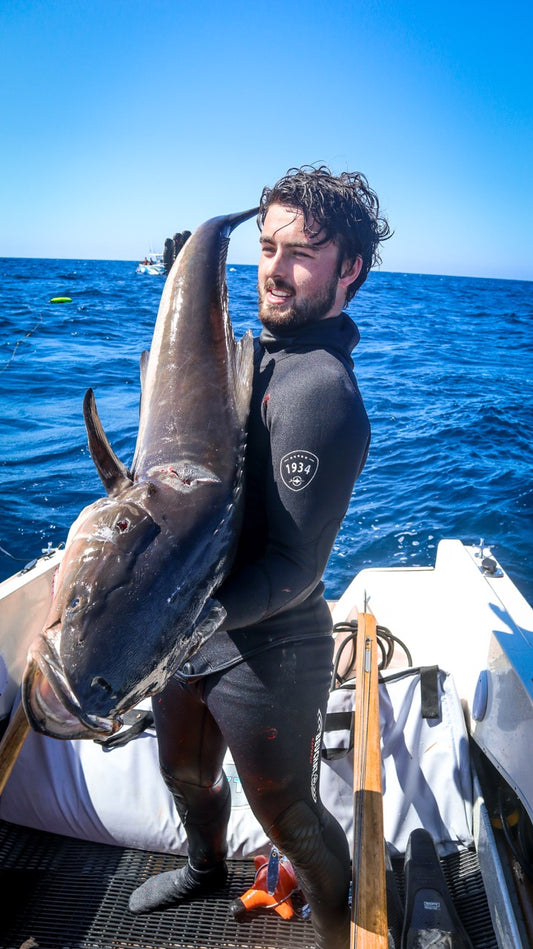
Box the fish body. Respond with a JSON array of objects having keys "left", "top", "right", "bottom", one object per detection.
[{"left": 22, "top": 210, "right": 257, "bottom": 740}]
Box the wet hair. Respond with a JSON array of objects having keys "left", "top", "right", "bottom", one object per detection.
[{"left": 258, "top": 164, "right": 392, "bottom": 300}]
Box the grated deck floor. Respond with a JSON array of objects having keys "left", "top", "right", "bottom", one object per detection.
[{"left": 0, "top": 819, "right": 497, "bottom": 949}]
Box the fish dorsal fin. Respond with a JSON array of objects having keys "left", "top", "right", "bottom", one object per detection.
[{"left": 83, "top": 388, "right": 133, "bottom": 496}]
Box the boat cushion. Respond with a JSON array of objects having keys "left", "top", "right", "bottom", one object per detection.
[
  {"left": 0, "top": 667, "right": 472, "bottom": 858},
  {"left": 322, "top": 667, "right": 474, "bottom": 856}
]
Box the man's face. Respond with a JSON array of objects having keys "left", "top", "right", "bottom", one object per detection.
[{"left": 257, "top": 203, "right": 358, "bottom": 331}]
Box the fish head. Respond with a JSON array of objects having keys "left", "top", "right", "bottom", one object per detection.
[{"left": 22, "top": 483, "right": 166, "bottom": 739}]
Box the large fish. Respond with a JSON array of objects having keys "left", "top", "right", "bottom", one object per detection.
[{"left": 22, "top": 209, "right": 257, "bottom": 740}]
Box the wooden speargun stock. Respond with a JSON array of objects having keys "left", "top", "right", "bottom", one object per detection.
[
  {"left": 0, "top": 702, "right": 30, "bottom": 796},
  {"left": 350, "top": 610, "right": 388, "bottom": 948}
]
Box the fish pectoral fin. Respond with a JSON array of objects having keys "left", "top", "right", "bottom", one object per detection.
[
  {"left": 224, "top": 208, "right": 256, "bottom": 432},
  {"left": 138, "top": 350, "right": 149, "bottom": 419},
  {"left": 178, "top": 597, "right": 227, "bottom": 655},
  {"left": 195, "top": 597, "right": 227, "bottom": 636},
  {"left": 139, "top": 351, "right": 149, "bottom": 399},
  {"left": 233, "top": 329, "right": 255, "bottom": 431},
  {"left": 83, "top": 388, "right": 133, "bottom": 497}
]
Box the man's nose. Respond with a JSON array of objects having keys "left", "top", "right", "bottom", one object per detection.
[{"left": 264, "top": 248, "right": 286, "bottom": 279}]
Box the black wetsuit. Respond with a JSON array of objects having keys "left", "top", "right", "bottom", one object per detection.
[{"left": 149, "top": 313, "right": 370, "bottom": 949}]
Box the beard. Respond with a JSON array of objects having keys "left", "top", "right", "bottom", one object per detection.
[{"left": 258, "top": 275, "right": 339, "bottom": 332}]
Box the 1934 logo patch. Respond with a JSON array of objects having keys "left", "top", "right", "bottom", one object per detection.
[{"left": 280, "top": 450, "right": 319, "bottom": 492}]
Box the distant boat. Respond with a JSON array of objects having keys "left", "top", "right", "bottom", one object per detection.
[{"left": 136, "top": 253, "right": 165, "bottom": 276}]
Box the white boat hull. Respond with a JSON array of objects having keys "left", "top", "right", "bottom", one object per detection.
[{"left": 1, "top": 538, "right": 532, "bottom": 946}]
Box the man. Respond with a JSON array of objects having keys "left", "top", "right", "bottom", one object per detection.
[{"left": 129, "top": 165, "right": 390, "bottom": 949}]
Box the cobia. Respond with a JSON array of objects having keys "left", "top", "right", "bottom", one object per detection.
[{"left": 22, "top": 209, "right": 257, "bottom": 740}]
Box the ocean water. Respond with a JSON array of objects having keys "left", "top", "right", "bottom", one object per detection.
[{"left": 0, "top": 258, "right": 532, "bottom": 607}]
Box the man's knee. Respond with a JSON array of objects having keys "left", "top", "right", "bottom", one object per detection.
[
  {"left": 267, "top": 799, "right": 350, "bottom": 949},
  {"left": 267, "top": 799, "right": 350, "bottom": 887},
  {"left": 159, "top": 758, "right": 222, "bottom": 793},
  {"left": 160, "top": 766, "right": 230, "bottom": 822},
  {"left": 268, "top": 799, "right": 326, "bottom": 861}
]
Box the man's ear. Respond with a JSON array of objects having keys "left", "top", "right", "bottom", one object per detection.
[{"left": 339, "top": 255, "right": 363, "bottom": 289}]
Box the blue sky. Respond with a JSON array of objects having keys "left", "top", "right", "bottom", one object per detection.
[{"left": 1, "top": 0, "right": 531, "bottom": 280}]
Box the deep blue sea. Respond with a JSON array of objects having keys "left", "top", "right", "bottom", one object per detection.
[{"left": 0, "top": 258, "right": 532, "bottom": 606}]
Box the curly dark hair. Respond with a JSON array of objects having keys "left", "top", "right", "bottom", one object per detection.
[{"left": 258, "top": 164, "right": 392, "bottom": 300}]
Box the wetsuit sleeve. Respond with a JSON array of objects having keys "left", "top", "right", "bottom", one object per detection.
[{"left": 216, "top": 357, "right": 370, "bottom": 630}]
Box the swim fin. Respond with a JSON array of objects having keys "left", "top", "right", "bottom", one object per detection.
[{"left": 401, "top": 829, "right": 473, "bottom": 948}]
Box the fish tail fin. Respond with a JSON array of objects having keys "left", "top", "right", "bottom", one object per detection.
[{"left": 225, "top": 207, "right": 260, "bottom": 233}]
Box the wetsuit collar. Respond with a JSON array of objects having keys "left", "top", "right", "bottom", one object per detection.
[{"left": 259, "top": 312, "right": 361, "bottom": 356}]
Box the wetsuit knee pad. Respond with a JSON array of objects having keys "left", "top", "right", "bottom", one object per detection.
[
  {"left": 268, "top": 800, "right": 350, "bottom": 949},
  {"left": 268, "top": 799, "right": 349, "bottom": 874},
  {"left": 268, "top": 799, "right": 324, "bottom": 860}
]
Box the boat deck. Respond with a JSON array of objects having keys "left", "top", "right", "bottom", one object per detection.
[{"left": 0, "top": 818, "right": 497, "bottom": 949}]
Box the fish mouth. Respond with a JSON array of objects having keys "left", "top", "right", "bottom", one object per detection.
[{"left": 22, "top": 641, "right": 121, "bottom": 740}]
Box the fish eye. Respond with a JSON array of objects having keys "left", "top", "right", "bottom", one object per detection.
[
  {"left": 116, "top": 518, "right": 131, "bottom": 533},
  {"left": 68, "top": 595, "right": 82, "bottom": 612}
]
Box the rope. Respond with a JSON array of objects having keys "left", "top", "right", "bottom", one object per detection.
[{"left": 331, "top": 619, "right": 413, "bottom": 689}]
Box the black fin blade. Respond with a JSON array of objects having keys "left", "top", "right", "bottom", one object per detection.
[{"left": 402, "top": 829, "right": 473, "bottom": 948}]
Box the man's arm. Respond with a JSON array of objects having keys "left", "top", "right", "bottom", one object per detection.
[{"left": 217, "top": 363, "right": 370, "bottom": 630}]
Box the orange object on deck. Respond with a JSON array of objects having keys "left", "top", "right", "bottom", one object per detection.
[{"left": 230, "top": 852, "right": 299, "bottom": 920}]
